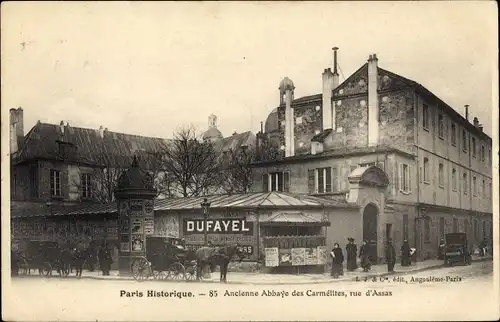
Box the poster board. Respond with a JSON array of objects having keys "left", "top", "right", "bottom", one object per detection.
[
  {"left": 305, "top": 247, "right": 318, "bottom": 265},
  {"left": 291, "top": 248, "right": 306, "bottom": 266},
  {"left": 264, "top": 247, "right": 279, "bottom": 267}
]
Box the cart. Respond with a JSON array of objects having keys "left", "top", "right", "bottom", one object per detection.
[
  {"left": 444, "top": 233, "right": 472, "bottom": 266},
  {"left": 131, "top": 236, "right": 197, "bottom": 282},
  {"left": 17, "top": 240, "right": 65, "bottom": 276}
]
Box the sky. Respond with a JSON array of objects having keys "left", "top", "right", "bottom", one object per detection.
[{"left": 1, "top": 1, "right": 497, "bottom": 139}]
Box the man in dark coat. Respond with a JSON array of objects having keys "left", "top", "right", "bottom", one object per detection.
[
  {"left": 330, "top": 243, "right": 344, "bottom": 278},
  {"left": 438, "top": 238, "right": 445, "bottom": 260},
  {"left": 359, "top": 240, "right": 371, "bottom": 272},
  {"left": 98, "top": 242, "right": 113, "bottom": 276},
  {"left": 346, "top": 238, "right": 358, "bottom": 271},
  {"left": 385, "top": 239, "right": 396, "bottom": 273},
  {"left": 401, "top": 240, "right": 411, "bottom": 266}
]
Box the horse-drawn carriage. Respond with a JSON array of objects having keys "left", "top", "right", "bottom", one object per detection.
[
  {"left": 130, "top": 236, "right": 198, "bottom": 281},
  {"left": 13, "top": 240, "right": 66, "bottom": 276}
]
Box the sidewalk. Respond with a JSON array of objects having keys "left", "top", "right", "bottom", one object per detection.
[{"left": 46, "top": 255, "right": 493, "bottom": 285}]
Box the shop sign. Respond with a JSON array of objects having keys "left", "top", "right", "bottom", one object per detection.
[
  {"left": 291, "top": 248, "right": 306, "bottom": 266},
  {"left": 184, "top": 235, "right": 256, "bottom": 244},
  {"left": 183, "top": 218, "right": 253, "bottom": 235},
  {"left": 279, "top": 249, "right": 292, "bottom": 266},
  {"left": 265, "top": 247, "right": 279, "bottom": 267},
  {"left": 317, "top": 246, "right": 327, "bottom": 265},
  {"left": 305, "top": 248, "right": 318, "bottom": 265}
]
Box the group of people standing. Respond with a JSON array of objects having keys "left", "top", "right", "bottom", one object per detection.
[
  {"left": 330, "top": 238, "right": 373, "bottom": 278},
  {"left": 330, "top": 238, "right": 415, "bottom": 277}
]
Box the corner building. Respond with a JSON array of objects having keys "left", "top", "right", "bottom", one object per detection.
[{"left": 253, "top": 49, "right": 493, "bottom": 262}]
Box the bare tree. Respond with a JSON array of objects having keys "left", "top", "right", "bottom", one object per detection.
[
  {"left": 157, "top": 126, "right": 223, "bottom": 197},
  {"left": 221, "top": 145, "right": 256, "bottom": 194}
]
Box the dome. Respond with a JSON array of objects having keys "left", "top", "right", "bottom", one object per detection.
[
  {"left": 279, "top": 77, "right": 295, "bottom": 91},
  {"left": 115, "top": 156, "right": 156, "bottom": 195},
  {"left": 203, "top": 127, "right": 223, "bottom": 141},
  {"left": 265, "top": 108, "right": 279, "bottom": 133}
]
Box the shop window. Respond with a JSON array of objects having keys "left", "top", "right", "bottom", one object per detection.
[
  {"left": 262, "top": 172, "right": 290, "bottom": 192},
  {"left": 50, "top": 169, "right": 62, "bottom": 197},
  {"left": 399, "top": 163, "right": 411, "bottom": 193},
  {"left": 423, "top": 157, "right": 429, "bottom": 183},
  {"left": 450, "top": 123, "right": 456, "bottom": 146},
  {"left": 422, "top": 104, "right": 429, "bottom": 130}
]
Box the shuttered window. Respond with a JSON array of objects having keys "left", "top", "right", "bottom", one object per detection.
[
  {"left": 262, "top": 172, "right": 290, "bottom": 192},
  {"left": 312, "top": 167, "right": 332, "bottom": 194},
  {"left": 50, "top": 169, "right": 62, "bottom": 196},
  {"left": 398, "top": 163, "right": 411, "bottom": 194},
  {"left": 308, "top": 169, "right": 315, "bottom": 194}
]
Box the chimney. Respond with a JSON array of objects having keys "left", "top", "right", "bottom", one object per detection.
[
  {"left": 367, "top": 54, "right": 379, "bottom": 146},
  {"left": 473, "top": 117, "right": 479, "bottom": 127},
  {"left": 15, "top": 107, "right": 24, "bottom": 150},
  {"left": 59, "top": 121, "right": 65, "bottom": 135},
  {"left": 332, "top": 47, "right": 340, "bottom": 89},
  {"left": 322, "top": 68, "right": 334, "bottom": 130},
  {"left": 99, "top": 126, "right": 104, "bottom": 138},
  {"left": 279, "top": 77, "right": 295, "bottom": 157},
  {"left": 9, "top": 109, "right": 19, "bottom": 154},
  {"left": 465, "top": 105, "right": 469, "bottom": 121}
]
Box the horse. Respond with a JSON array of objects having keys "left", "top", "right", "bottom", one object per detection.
[
  {"left": 59, "top": 243, "right": 91, "bottom": 277},
  {"left": 195, "top": 244, "right": 245, "bottom": 283}
]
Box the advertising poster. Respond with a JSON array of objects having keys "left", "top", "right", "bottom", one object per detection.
[
  {"left": 317, "top": 246, "right": 328, "bottom": 265},
  {"left": 130, "top": 217, "right": 143, "bottom": 234},
  {"left": 120, "top": 235, "right": 130, "bottom": 252},
  {"left": 119, "top": 200, "right": 129, "bottom": 216},
  {"left": 305, "top": 247, "right": 318, "bottom": 265},
  {"left": 291, "top": 248, "right": 306, "bottom": 266},
  {"left": 119, "top": 218, "right": 129, "bottom": 233},
  {"left": 131, "top": 234, "right": 144, "bottom": 252},
  {"left": 278, "top": 248, "right": 292, "bottom": 266},
  {"left": 144, "top": 216, "right": 154, "bottom": 235},
  {"left": 144, "top": 200, "right": 154, "bottom": 214},
  {"left": 264, "top": 247, "right": 279, "bottom": 267}
]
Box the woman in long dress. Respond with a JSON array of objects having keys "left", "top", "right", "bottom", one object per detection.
[
  {"left": 330, "top": 243, "right": 344, "bottom": 278},
  {"left": 346, "top": 238, "right": 358, "bottom": 271},
  {"left": 359, "top": 240, "right": 371, "bottom": 272}
]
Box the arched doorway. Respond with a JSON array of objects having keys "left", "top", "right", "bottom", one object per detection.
[{"left": 363, "top": 204, "right": 378, "bottom": 261}]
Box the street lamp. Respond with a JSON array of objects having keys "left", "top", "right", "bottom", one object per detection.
[{"left": 201, "top": 198, "right": 211, "bottom": 246}]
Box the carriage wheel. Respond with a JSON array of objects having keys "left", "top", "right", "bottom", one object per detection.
[
  {"left": 153, "top": 270, "right": 169, "bottom": 280},
  {"left": 18, "top": 258, "right": 29, "bottom": 276},
  {"left": 40, "top": 262, "right": 52, "bottom": 276},
  {"left": 185, "top": 263, "right": 197, "bottom": 281},
  {"left": 169, "top": 263, "right": 185, "bottom": 280},
  {"left": 131, "top": 257, "right": 151, "bottom": 281}
]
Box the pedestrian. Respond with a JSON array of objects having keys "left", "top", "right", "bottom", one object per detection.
[
  {"left": 401, "top": 240, "right": 411, "bottom": 266},
  {"left": 346, "top": 238, "right": 358, "bottom": 271},
  {"left": 359, "top": 240, "right": 371, "bottom": 272},
  {"left": 98, "top": 242, "right": 112, "bottom": 276},
  {"left": 330, "top": 243, "right": 344, "bottom": 278},
  {"left": 438, "top": 238, "right": 445, "bottom": 260},
  {"left": 385, "top": 239, "right": 396, "bottom": 273}
]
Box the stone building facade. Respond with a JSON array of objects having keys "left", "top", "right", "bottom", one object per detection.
[{"left": 254, "top": 49, "right": 493, "bottom": 262}]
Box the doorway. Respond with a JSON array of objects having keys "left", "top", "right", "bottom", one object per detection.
[{"left": 363, "top": 204, "right": 378, "bottom": 262}]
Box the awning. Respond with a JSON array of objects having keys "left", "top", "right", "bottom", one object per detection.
[{"left": 260, "top": 212, "right": 331, "bottom": 227}]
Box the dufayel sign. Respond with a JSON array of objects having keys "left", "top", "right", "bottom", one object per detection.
[{"left": 183, "top": 218, "right": 253, "bottom": 235}]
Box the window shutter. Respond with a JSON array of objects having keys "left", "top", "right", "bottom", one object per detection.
[
  {"left": 62, "top": 169, "right": 68, "bottom": 197},
  {"left": 325, "top": 167, "right": 332, "bottom": 193},
  {"left": 332, "top": 167, "right": 338, "bottom": 192},
  {"left": 284, "top": 172, "right": 290, "bottom": 192},
  {"left": 398, "top": 163, "right": 403, "bottom": 192},
  {"left": 262, "top": 174, "right": 269, "bottom": 192},
  {"left": 50, "top": 170, "right": 54, "bottom": 195},
  {"left": 307, "top": 169, "right": 315, "bottom": 194}
]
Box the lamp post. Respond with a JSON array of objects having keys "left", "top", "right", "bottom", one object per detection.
[{"left": 201, "top": 198, "right": 211, "bottom": 246}]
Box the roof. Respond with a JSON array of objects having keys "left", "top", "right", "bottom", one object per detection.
[
  {"left": 14, "top": 122, "right": 170, "bottom": 168},
  {"left": 202, "top": 127, "right": 223, "bottom": 140},
  {"left": 11, "top": 192, "right": 354, "bottom": 218},
  {"left": 213, "top": 131, "right": 256, "bottom": 152},
  {"left": 260, "top": 212, "right": 331, "bottom": 226}
]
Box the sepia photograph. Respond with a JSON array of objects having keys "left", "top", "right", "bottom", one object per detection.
[{"left": 1, "top": 1, "right": 498, "bottom": 321}]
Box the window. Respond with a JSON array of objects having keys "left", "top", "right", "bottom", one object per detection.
[
  {"left": 422, "top": 104, "right": 429, "bottom": 130},
  {"left": 438, "top": 114, "right": 444, "bottom": 138},
  {"left": 81, "top": 174, "right": 92, "bottom": 199},
  {"left": 438, "top": 163, "right": 444, "bottom": 188},
  {"left": 423, "top": 157, "right": 429, "bottom": 183},
  {"left": 482, "top": 180, "right": 485, "bottom": 197},
  {"left": 424, "top": 218, "right": 431, "bottom": 243},
  {"left": 472, "top": 138, "right": 476, "bottom": 158},
  {"left": 312, "top": 167, "right": 333, "bottom": 193},
  {"left": 358, "top": 162, "right": 376, "bottom": 168},
  {"left": 439, "top": 217, "right": 445, "bottom": 238},
  {"left": 451, "top": 123, "right": 456, "bottom": 145},
  {"left": 399, "top": 163, "right": 411, "bottom": 193},
  {"left": 263, "top": 172, "right": 290, "bottom": 192},
  {"left": 451, "top": 168, "right": 457, "bottom": 191},
  {"left": 462, "top": 130, "right": 467, "bottom": 152},
  {"left": 481, "top": 145, "right": 485, "bottom": 162},
  {"left": 50, "top": 169, "right": 62, "bottom": 196},
  {"left": 403, "top": 214, "right": 409, "bottom": 240},
  {"left": 472, "top": 176, "right": 477, "bottom": 196},
  {"left": 453, "top": 218, "right": 458, "bottom": 233},
  {"left": 29, "top": 165, "right": 39, "bottom": 198},
  {"left": 463, "top": 173, "right": 468, "bottom": 195}
]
